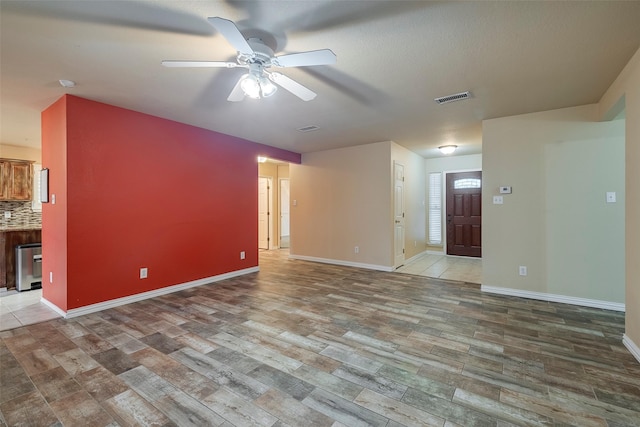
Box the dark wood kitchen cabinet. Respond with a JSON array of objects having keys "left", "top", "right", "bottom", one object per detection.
[
  {"left": 0, "top": 159, "right": 33, "bottom": 201},
  {"left": 0, "top": 229, "right": 41, "bottom": 290}
]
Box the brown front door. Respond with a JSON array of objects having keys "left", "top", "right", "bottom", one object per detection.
[{"left": 446, "top": 171, "right": 482, "bottom": 257}]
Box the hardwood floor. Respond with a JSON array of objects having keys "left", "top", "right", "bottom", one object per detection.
[{"left": 1, "top": 249, "right": 639, "bottom": 426}]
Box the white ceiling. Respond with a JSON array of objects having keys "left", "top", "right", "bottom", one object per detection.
[{"left": 1, "top": 1, "right": 639, "bottom": 158}]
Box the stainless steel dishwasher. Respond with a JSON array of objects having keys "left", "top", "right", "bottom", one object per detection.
[{"left": 16, "top": 243, "right": 42, "bottom": 291}]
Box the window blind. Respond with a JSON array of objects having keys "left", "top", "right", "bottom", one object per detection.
[{"left": 428, "top": 172, "right": 442, "bottom": 245}]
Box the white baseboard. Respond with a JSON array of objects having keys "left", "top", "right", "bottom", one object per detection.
[
  {"left": 481, "top": 285, "right": 625, "bottom": 312},
  {"left": 289, "top": 254, "right": 394, "bottom": 272},
  {"left": 623, "top": 334, "right": 640, "bottom": 364},
  {"left": 426, "top": 250, "right": 445, "bottom": 255},
  {"left": 40, "top": 297, "right": 67, "bottom": 317},
  {"left": 42, "top": 266, "right": 260, "bottom": 319}
]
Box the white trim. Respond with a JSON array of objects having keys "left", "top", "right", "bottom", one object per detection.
[
  {"left": 427, "top": 250, "right": 445, "bottom": 255},
  {"left": 41, "top": 297, "right": 66, "bottom": 317},
  {"left": 41, "top": 267, "right": 259, "bottom": 319},
  {"left": 289, "top": 254, "right": 393, "bottom": 272},
  {"left": 623, "top": 334, "right": 640, "bottom": 364},
  {"left": 481, "top": 285, "right": 625, "bottom": 312}
]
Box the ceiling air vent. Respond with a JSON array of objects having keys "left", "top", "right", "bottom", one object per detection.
[
  {"left": 297, "top": 125, "right": 320, "bottom": 132},
  {"left": 434, "top": 91, "right": 471, "bottom": 105}
]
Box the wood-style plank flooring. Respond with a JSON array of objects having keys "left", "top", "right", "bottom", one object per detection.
[{"left": 1, "top": 249, "right": 639, "bottom": 426}]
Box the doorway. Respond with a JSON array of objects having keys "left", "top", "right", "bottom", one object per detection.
[
  {"left": 394, "top": 162, "right": 405, "bottom": 267},
  {"left": 258, "top": 176, "right": 271, "bottom": 250},
  {"left": 446, "top": 171, "right": 482, "bottom": 257},
  {"left": 279, "top": 178, "right": 290, "bottom": 248}
]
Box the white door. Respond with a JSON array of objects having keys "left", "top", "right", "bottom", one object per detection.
[
  {"left": 394, "top": 162, "right": 405, "bottom": 267},
  {"left": 279, "top": 179, "right": 290, "bottom": 248},
  {"left": 258, "top": 177, "right": 270, "bottom": 250}
]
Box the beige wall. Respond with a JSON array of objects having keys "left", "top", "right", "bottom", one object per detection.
[
  {"left": 599, "top": 47, "right": 640, "bottom": 348},
  {"left": 0, "top": 143, "right": 41, "bottom": 162},
  {"left": 482, "top": 104, "right": 625, "bottom": 305},
  {"left": 290, "top": 141, "right": 426, "bottom": 270},
  {"left": 391, "top": 142, "right": 427, "bottom": 261}
]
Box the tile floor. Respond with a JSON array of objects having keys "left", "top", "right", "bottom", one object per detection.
[
  {"left": 0, "top": 288, "right": 60, "bottom": 332},
  {"left": 0, "top": 251, "right": 480, "bottom": 333},
  {"left": 396, "top": 252, "right": 482, "bottom": 284}
]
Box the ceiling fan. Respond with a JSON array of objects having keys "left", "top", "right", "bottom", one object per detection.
[{"left": 162, "top": 17, "right": 337, "bottom": 102}]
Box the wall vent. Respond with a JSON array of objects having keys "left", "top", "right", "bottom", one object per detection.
[
  {"left": 297, "top": 125, "right": 320, "bottom": 132},
  {"left": 434, "top": 91, "right": 471, "bottom": 105}
]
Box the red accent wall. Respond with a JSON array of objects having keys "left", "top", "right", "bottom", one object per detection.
[{"left": 41, "top": 95, "right": 300, "bottom": 311}]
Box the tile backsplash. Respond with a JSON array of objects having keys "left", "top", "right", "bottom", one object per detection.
[{"left": 0, "top": 201, "right": 42, "bottom": 229}]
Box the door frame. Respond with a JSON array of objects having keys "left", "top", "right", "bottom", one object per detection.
[
  {"left": 258, "top": 176, "right": 273, "bottom": 250},
  {"left": 278, "top": 177, "right": 290, "bottom": 249},
  {"left": 394, "top": 161, "right": 405, "bottom": 268},
  {"left": 442, "top": 168, "right": 482, "bottom": 257}
]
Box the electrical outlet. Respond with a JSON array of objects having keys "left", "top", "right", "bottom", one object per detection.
[
  {"left": 240, "top": 251, "right": 246, "bottom": 260},
  {"left": 4, "top": 211, "right": 10, "bottom": 219},
  {"left": 519, "top": 266, "right": 527, "bottom": 276},
  {"left": 606, "top": 192, "right": 616, "bottom": 203},
  {"left": 354, "top": 246, "right": 359, "bottom": 254},
  {"left": 140, "top": 268, "right": 148, "bottom": 279}
]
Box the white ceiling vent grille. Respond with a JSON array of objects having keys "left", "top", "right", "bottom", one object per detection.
[
  {"left": 297, "top": 125, "right": 320, "bottom": 132},
  {"left": 434, "top": 91, "right": 471, "bottom": 105}
]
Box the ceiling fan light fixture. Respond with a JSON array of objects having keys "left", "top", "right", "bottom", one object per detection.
[
  {"left": 438, "top": 145, "right": 457, "bottom": 155},
  {"left": 260, "top": 76, "right": 277, "bottom": 98},
  {"left": 240, "top": 74, "right": 261, "bottom": 99}
]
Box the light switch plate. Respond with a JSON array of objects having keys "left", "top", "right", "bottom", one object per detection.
[
  {"left": 499, "top": 186, "right": 512, "bottom": 194},
  {"left": 493, "top": 196, "right": 504, "bottom": 205},
  {"left": 4, "top": 211, "right": 10, "bottom": 219}
]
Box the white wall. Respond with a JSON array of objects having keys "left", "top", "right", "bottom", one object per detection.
[{"left": 482, "top": 104, "right": 625, "bottom": 306}]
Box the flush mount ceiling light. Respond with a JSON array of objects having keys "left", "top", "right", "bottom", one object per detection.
[
  {"left": 438, "top": 145, "right": 457, "bottom": 155},
  {"left": 59, "top": 79, "right": 76, "bottom": 88},
  {"left": 257, "top": 156, "right": 268, "bottom": 163}
]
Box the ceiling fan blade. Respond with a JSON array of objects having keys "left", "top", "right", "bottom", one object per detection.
[
  {"left": 227, "top": 76, "right": 246, "bottom": 102},
  {"left": 273, "top": 49, "right": 337, "bottom": 68},
  {"left": 207, "top": 17, "right": 253, "bottom": 56},
  {"left": 268, "top": 73, "right": 317, "bottom": 101},
  {"left": 162, "top": 60, "right": 239, "bottom": 68}
]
